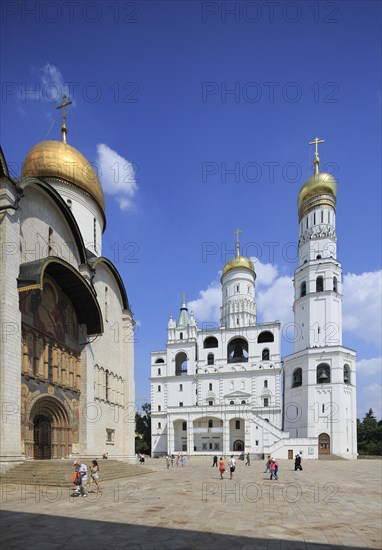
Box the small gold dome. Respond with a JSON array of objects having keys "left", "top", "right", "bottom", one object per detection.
[
  {"left": 22, "top": 140, "right": 105, "bottom": 214},
  {"left": 298, "top": 172, "right": 337, "bottom": 209},
  {"left": 222, "top": 255, "right": 255, "bottom": 277}
]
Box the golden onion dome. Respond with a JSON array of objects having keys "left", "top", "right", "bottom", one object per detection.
[
  {"left": 22, "top": 140, "right": 105, "bottom": 214},
  {"left": 222, "top": 255, "right": 255, "bottom": 278},
  {"left": 298, "top": 171, "right": 337, "bottom": 210}
]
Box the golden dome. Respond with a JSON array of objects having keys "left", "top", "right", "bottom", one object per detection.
[
  {"left": 222, "top": 255, "right": 255, "bottom": 277},
  {"left": 22, "top": 140, "right": 105, "bottom": 214},
  {"left": 298, "top": 171, "right": 337, "bottom": 210}
]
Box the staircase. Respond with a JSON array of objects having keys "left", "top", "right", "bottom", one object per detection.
[
  {"left": 0, "top": 460, "right": 152, "bottom": 487},
  {"left": 318, "top": 454, "right": 347, "bottom": 460}
]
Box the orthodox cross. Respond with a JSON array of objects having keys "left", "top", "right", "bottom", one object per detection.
[
  {"left": 309, "top": 137, "right": 324, "bottom": 175},
  {"left": 56, "top": 95, "right": 73, "bottom": 144},
  {"left": 234, "top": 228, "right": 242, "bottom": 256},
  {"left": 309, "top": 137, "right": 324, "bottom": 159}
]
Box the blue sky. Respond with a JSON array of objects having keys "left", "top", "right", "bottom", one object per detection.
[{"left": 1, "top": 0, "right": 381, "bottom": 418}]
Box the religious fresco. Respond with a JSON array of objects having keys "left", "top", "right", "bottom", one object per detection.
[{"left": 20, "top": 277, "right": 79, "bottom": 350}]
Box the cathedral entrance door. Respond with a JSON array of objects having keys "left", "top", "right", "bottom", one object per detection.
[
  {"left": 288, "top": 449, "right": 293, "bottom": 459},
  {"left": 318, "top": 433, "right": 330, "bottom": 455},
  {"left": 34, "top": 415, "right": 52, "bottom": 459},
  {"left": 233, "top": 440, "right": 244, "bottom": 452}
]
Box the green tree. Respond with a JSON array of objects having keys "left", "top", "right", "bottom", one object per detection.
[
  {"left": 357, "top": 409, "right": 382, "bottom": 456},
  {"left": 135, "top": 402, "right": 151, "bottom": 454}
]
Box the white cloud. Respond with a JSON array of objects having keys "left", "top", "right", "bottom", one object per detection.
[
  {"left": 39, "top": 63, "right": 71, "bottom": 102},
  {"left": 358, "top": 382, "right": 382, "bottom": 420},
  {"left": 343, "top": 271, "right": 382, "bottom": 349},
  {"left": 96, "top": 144, "right": 138, "bottom": 211},
  {"left": 251, "top": 258, "right": 278, "bottom": 287},
  {"left": 356, "top": 357, "right": 381, "bottom": 376},
  {"left": 188, "top": 281, "right": 221, "bottom": 323},
  {"left": 257, "top": 275, "right": 294, "bottom": 325}
]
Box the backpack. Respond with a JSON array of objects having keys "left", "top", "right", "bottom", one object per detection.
[{"left": 72, "top": 471, "right": 82, "bottom": 485}]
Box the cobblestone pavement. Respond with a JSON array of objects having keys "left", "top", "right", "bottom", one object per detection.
[{"left": 1, "top": 457, "right": 381, "bottom": 549}]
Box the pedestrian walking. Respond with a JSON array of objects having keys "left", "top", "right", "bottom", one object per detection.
[
  {"left": 180, "top": 453, "right": 185, "bottom": 467},
  {"left": 165, "top": 455, "right": 171, "bottom": 469},
  {"left": 212, "top": 455, "right": 218, "bottom": 467},
  {"left": 245, "top": 452, "right": 250, "bottom": 466},
  {"left": 73, "top": 460, "right": 88, "bottom": 496},
  {"left": 170, "top": 454, "right": 175, "bottom": 467},
  {"left": 176, "top": 453, "right": 180, "bottom": 466},
  {"left": 88, "top": 459, "right": 101, "bottom": 494},
  {"left": 218, "top": 457, "right": 225, "bottom": 479},
  {"left": 228, "top": 455, "right": 237, "bottom": 480},
  {"left": 270, "top": 459, "right": 279, "bottom": 480},
  {"left": 264, "top": 454, "right": 271, "bottom": 473},
  {"left": 294, "top": 454, "right": 303, "bottom": 471}
]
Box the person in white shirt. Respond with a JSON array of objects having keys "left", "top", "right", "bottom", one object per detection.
[
  {"left": 228, "top": 455, "right": 237, "bottom": 480},
  {"left": 74, "top": 460, "right": 88, "bottom": 497}
]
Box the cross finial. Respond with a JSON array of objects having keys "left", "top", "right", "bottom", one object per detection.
[
  {"left": 234, "top": 228, "right": 242, "bottom": 257},
  {"left": 56, "top": 95, "right": 73, "bottom": 144},
  {"left": 182, "top": 291, "right": 186, "bottom": 305},
  {"left": 309, "top": 137, "right": 325, "bottom": 176}
]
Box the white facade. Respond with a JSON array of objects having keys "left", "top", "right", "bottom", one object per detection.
[
  {"left": 151, "top": 148, "right": 357, "bottom": 460},
  {"left": 284, "top": 155, "right": 357, "bottom": 458},
  {"left": 0, "top": 136, "right": 136, "bottom": 470}
]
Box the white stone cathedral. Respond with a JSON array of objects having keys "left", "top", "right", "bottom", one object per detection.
[
  {"left": 0, "top": 110, "right": 135, "bottom": 470},
  {"left": 150, "top": 140, "right": 357, "bottom": 460}
]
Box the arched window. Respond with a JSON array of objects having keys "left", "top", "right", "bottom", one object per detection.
[
  {"left": 300, "top": 281, "right": 306, "bottom": 297},
  {"left": 333, "top": 277, "right": 338, "bottom": 292},
  {"left": 316, "top": 276, "right": 324, "bottom": 292},
  {"left": 175, "top": 352, "right": 188, "bottom": 376},
  {"left": 157, "top": 385, "right": 161, "bottom": 392},
  {"left": 263, "top": 398, "right": 269, "bottom": 407},
  {"left": 208, "top": 383, "right": 212, "bottom": 391},
  {"left": 208, "top": 420, "right": 213, "bottom": 428},
  {"left": 264, "top": 380, "right": 268, "bottom": 388},
  {"left": 179, "top": 384, "right": 183, "bottom": 391},
  {"left": 241, "top": 400, "right": 246, "bottom": 405},
  {"left": 204, "top": 337, "right": 218, "bottom": 348},
  {"left": 317, "top": 363, "right": 330, "bottom": 384},
  {"left": 230, "top": 400, "right": 234, "bottom": 405},
  {"left": 343, "top": 364, "right": 350, "bottom": 384},
  {"left": 257, "top": 331, "right": 274, "bottom": 343},
  {"left": 180, "top": 332, "right": 183, "bottom": 340},
  {"left": 292, "top": 368, "right": 302, "bottom": 388},
  {"left": 227, "top": 337, "right": 249, "bottom": 363},
  {"left": 157, "top": 368, "right": 161, "bottom": 376},
  {"left": 158, "top": 422, "right": 161, "bottom": 429},
  {"left": 155, "top": 358, "right": 165, "bottom": 364},
  {"left": 262, "top": 348, "right": 270, "bottom": 361},
  {"left": 207, "top": 353, "right": 214, "bottom": 365},
  {"left": 182, "top": 421, "right": 187, "bottom": 431},
  {"left": 235, "top": 420, "right": 240, "bottom": 430},
  {"left": 158, "top": 405, "right": 161, "bottom": 411}
]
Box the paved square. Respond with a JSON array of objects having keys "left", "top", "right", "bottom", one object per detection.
[{"left": 1, "top": 457, "right": 381, "bottom": 549}]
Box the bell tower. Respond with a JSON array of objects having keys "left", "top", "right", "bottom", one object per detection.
[{"left": 283, "top": 138, "right": 357, "bottom": 459}]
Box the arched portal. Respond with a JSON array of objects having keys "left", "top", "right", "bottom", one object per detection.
[
  {"left": 318, "top": 432, "right": 330, "bottom": 455},
  {"left": 28, "top": 396, "right": 72, "bottom": 459},
  {"left": 233, "top": 440, "right": 244, "bottom": 452},
  {"left": 33, "top": 415, "right": 52, "bottom": 459}
]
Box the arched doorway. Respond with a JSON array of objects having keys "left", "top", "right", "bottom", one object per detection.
[
  {"left": 319, "top": 433, "right": 330, "bottom": 455},
  {"left": 233, "top": 440, "right": 244, "bottom": 452},
  {"left": 27, "top": 396, "right": 72, "bottom": 459},
  {"left": 34, "top": 415, "right": 52, "bottom": 459}
]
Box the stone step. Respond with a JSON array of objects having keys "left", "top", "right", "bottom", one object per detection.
[
  {"left": 0, "top": 460, "right": 152, "bottom": 487},
  {"left": 318, "top": 454, "right": 347, "bottom": 460}
]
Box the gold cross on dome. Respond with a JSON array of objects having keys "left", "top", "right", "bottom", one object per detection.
[
  {"left": 234, "top": 228, "right": 242, "bottom": 245},
  {"left": 56, "top": 95, "right": 73, "bottom": 143},
  {"left": 309, "top": 137, "right": 325, "bottom": 161}
]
